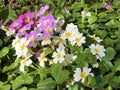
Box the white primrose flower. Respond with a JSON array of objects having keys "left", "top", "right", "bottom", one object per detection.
[
  {"left": 70, "top": 33, "right": 86, "bottom": 46},
  {"left": 55, "top": 17, "right": 65, "bottom": 32},
  {"left": 52, "top": 36, "right": 66, "bottom": 46},
  {"left": 41, "top": 37, "right": 51, "bottom": 46},
  {"left": 62, "top": 23, "right": 79, "bottom": 40},
  {"left": 89, "top": 44, "right": 106, "bottom": 59},
  {"left": 14, "top": 38, "right": 29, "bottom": 59},
  {"left": 20, "top": 53, "right": 32, "bottom": 72},
  {"left": 89, "top": 34, "right": 102, "bottom": 43},
  {"left": 37, "top": 52, "right": 47, "bottom": 67},
  {"left": 52, "top": 46, "right": 65, "bottom": 64},
  {"left": 81, "top": 10, "right": 91, "bottom": 18},
  {"left": 93, "top": 62, "right": 99, "bottom": 68},
  {"left": 63, "top": 54, "right": 77, "bottom": 66},
  {"left": 12, "top": 37, "right": 20, "bottom": 48},
  {"left": 66, "top": 80, "right": 75, "bottom": 88},
  {"left": 73, "top": 67, "right": 93, "bottom": 83}
]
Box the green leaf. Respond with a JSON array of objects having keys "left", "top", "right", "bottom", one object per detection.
[
  {"left": 109, "top": 76, "right": 120, "bottom": 88},
  {"left": 12, "top": 74, "right": 33, "bottom": 90},
  {"left": 0, "top": 47, "right": 9, "bottom": 58},
  {"left": 29, "top": 88, "right": 37, "bottom": 90},
  {"left": 102, "top": 47, "right": 116, "bottom": 61},
  {"left": 37, "top": 78, "right": 56, "bottom": 90},
  {"left": 2, "top": 59, "right": 21, "bottom": 73},
  {"left": 69, "top": 84, "right": 78, "bottom": 90},
  {"left": 43, "top": 47, "right": 53, "bottom": 56},
  {"left": 99, "top": 72, "right": 114, "bottom": 86},
  {"left": 94, "top": 30, "right": 107, "bottom": 39},
  {"left": 51, "top": 64, "right": 69, "bottom": 84},
  {"left": 84, "top": 75, "right": 96, "bottom": 87},
  {"left": 18, "top": 87, "right": 27, "bottom": 90},
  {"left": 0, "top": 84, "right": 11, "bottom": 90},
  {"left": 3, "top": 9, "right": 17, "bottom": 24},
  {"left": 71, "top": 2, "right": 83, "bottom": 11},
  {"left": 88, "top": 16, "right": 97, "bottom": 24},
  {"left": 99, "top": 60, "right": 113, "bottom": 73},
  {"left": 72, "top": 12, "right": 80, "bottom": 18},
  {"left": 98, "top": 12, "right": 107, "bottom": 18},
  {"left": 112, "top": 58, "right": 120, "bottom": 72},
  {"left": 4, "top": 36, "right": 12, "bottom": 43},
  {"left": 0, "top": 39, "right": 3, "bottom": 47}
]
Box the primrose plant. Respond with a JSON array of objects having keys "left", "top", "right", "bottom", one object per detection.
[{"left": 2, "top": 4, "right": 108, "bottom": 90}]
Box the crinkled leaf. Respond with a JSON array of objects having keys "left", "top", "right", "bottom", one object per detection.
[
  {"left": 94, "top": 30, "right": 107, "bottom": 39},
  {"left": 18, "top": 87, "right": 27, "bottom": 90},
  {"left": 51, "top": 64, "right": 69, "bottom": 84},
  {"left": 102, "top": 47, "right": 116, "bottom": 61},
  {"left": 0, "top": 47, "right": 9, "bottom": 58},
  {"left": 109, "top": 76, "right": 120, "bottom": 88},
  {"left": 99, "top": 60, "right": 113, "bottom": 73},
  {"left": 12, "top": 74, "right": 33, "bottom": 90},
  {"left": 2, "top": 59, "right": 21, "bottom": 73},
  {"left": 43, "top": 47, "right": 53, "bottom": 56},
  {"left": 0, "top": 84, "right": 11, "bottom": 90},
  {"left": 37, "top": 78, "right": 56, "bottom": 90},
  {"left": 84, "top": 75, "right": 96, "bottom": 87},
  {"left": 88, "top": 16, "right": 97, "bottom": 24}
]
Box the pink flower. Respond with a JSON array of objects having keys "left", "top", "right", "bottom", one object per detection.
[
  {"left": 25, "top": 30, "right": 38, "bottom": 42},
  {"left": 18, "top": 11, "right": 34, "bottom": 25},
  {"left": 17, "top": 24, "right": 31, "bottom": 36},
  {"left": 103, "top": 3, "right": 111, "bottom": 10},
  {"left": 0, "top": 20, "right": 4, "bottom": 29},
  {"left": 40, "top": 14, "right": 55, "bottom": 38},
  {"left": 64, "top": 7, "right": 71, "bottom": 15},
  {"left": 9, "top": 19, "right": 23, "bottom": 30},
  {"left": 36, "top": 5, "right": 49, "bottom": 16}
]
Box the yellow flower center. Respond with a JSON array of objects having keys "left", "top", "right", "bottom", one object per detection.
[
  {"left": 22, "top": 59, "right": 27, "bottom": 65},
  {"left": 20, "top": 44, "right": 25, "bottom": 50},
  {"left": 56, "top": 22, "right": 60, "bottom": 27},
  {"left": 80, "top": 72, "right": 87, "bottom": 78},
  {"left": 40, "top": 54, "right": 45, "bottom": 61},
  {"left": 56, "top": 53, "right": 61, "bottom": 59},
  {"left": 75, "top": 37, "right": 81, "bottom": 42},
  {"left": 94, "top": 48, "right": 100, "bottom": 52},
  {"left": 43, "top": 37, "right": 49, "bottom": 41},
  {"left": 44, "top": 20, "right": 49, "bottom": 26},
  {"left": 59, "top": 38, "right": 65, "bottom": 44},
  {"left": 92, "top": 36, "right": 97, "bottom": 41},
  {"left": 82, "top": 12, "right": 87, "bottom": 17},
  {"left": 24, "top": 17, "right": 30, "bottom": 23},
  {"left": 29, "top": 35, "right": 35, "bottom": 42},
  {"left": 13, "top": 23, "right": 18, "bottom": 27},
  {"left": 20, "top": 28, "right": 25, "bottom": 32},
  {"left": 46, "top": 26, "right": 52, "bottom": 33},
  {"left": 65, "top": 31, "right": 72, "bottom": 37}
]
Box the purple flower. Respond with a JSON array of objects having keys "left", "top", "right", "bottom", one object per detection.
[
  {"left": 0, "top": 20, "right": 4, "bottom": 29},
  {"left": 36, "top": 52, "right": 41, "bottom": 58},
  {"left": 18, "top": 11, "right": 34, "bottom": 25},
  {"left": 40, "top": 14, "right": 55, "bottom": 32},
  {"left": 9, "top": 19, "right": 23, "bottom": 30},
  {"left": 64, "top": 7, "right": 71, "bottom": 15},
  {"left": 40, "top": 14, "right": 55, "bottom": 38},
  {"left": 36, "top": 5, "right": 49, "bottom": 16},
  {"left": 17, "top": 24, "right": 31, "bottom": 36},
  {"left": 103, "top": 3, "right": 111, "bottom": 10},
  {"left": 25, "top": 30, "right": 38, "bottom": 42}
]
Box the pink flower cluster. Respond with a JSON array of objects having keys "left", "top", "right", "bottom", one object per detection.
[{"left": 7, "top": 5, "right": 55, "bottom": 44}]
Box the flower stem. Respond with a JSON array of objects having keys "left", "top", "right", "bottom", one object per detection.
[
  {"left": 57, "top": 85, "right": 59, "bottom": 90},
  {"left": 81, "top": 0, "right": 85, "bottom": 5}
]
